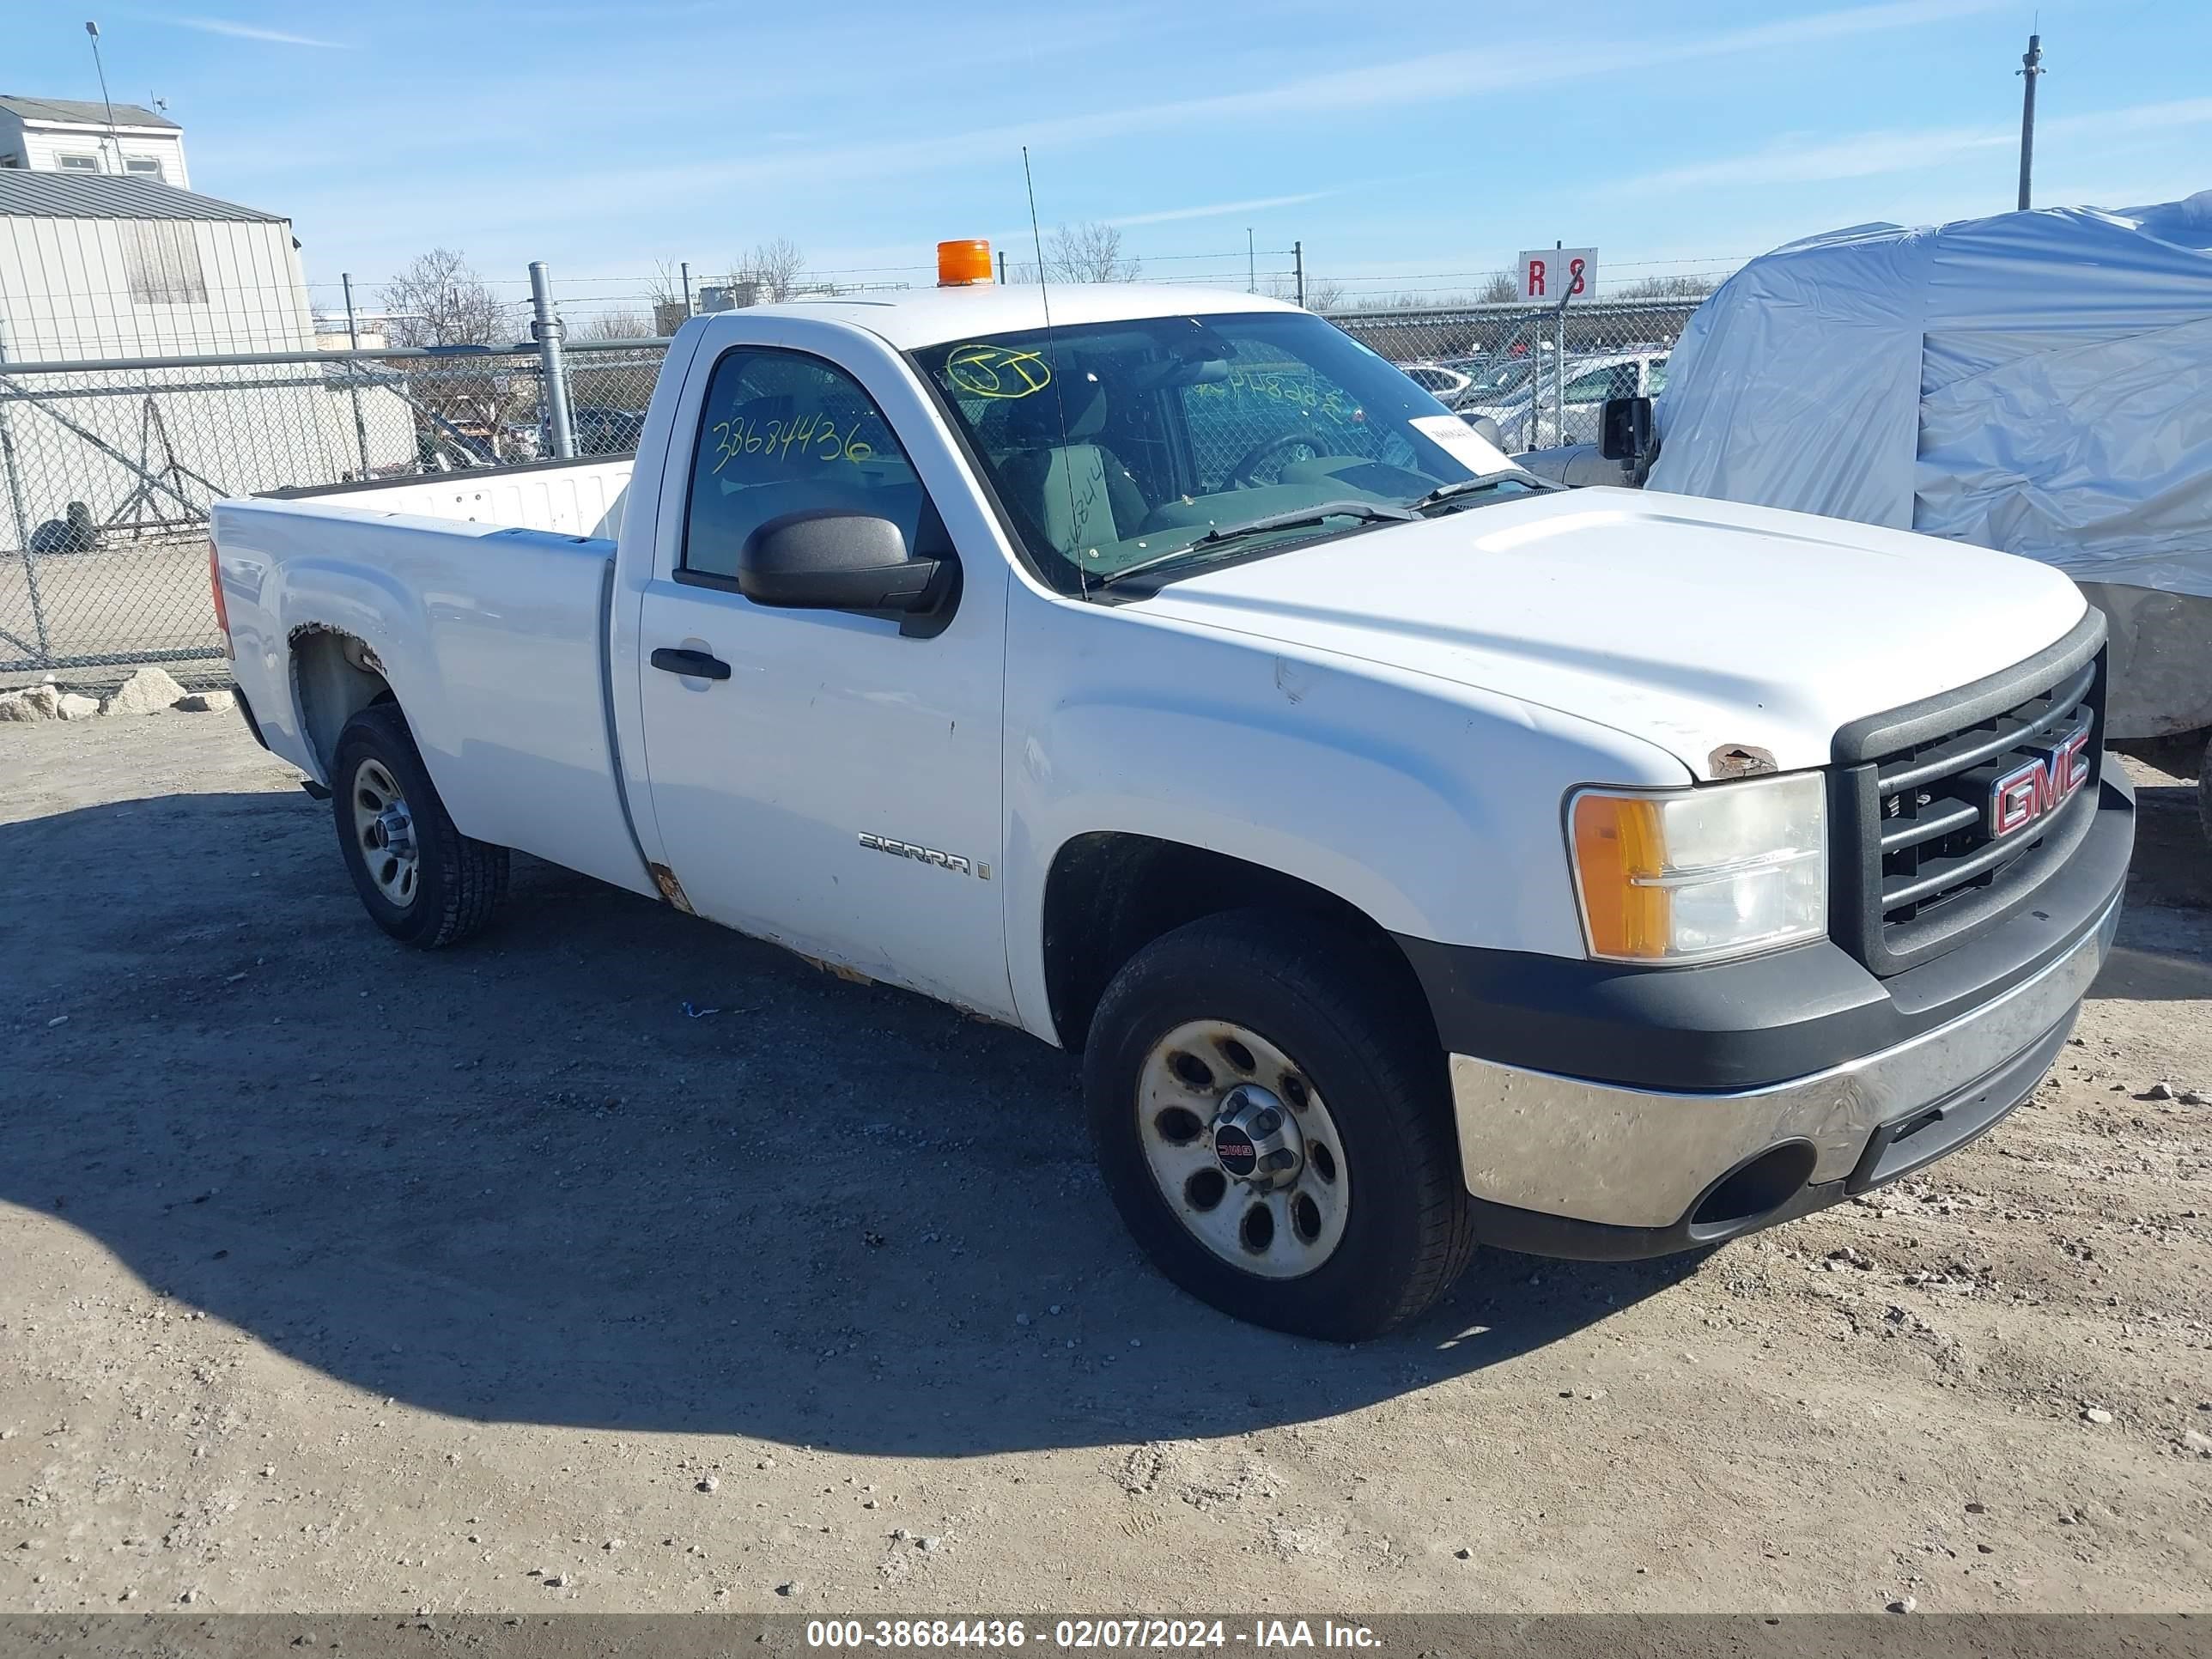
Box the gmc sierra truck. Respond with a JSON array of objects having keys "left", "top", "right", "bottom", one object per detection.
[{"left": 210, "top": 250, "right": 2132, "bottom": 1340}]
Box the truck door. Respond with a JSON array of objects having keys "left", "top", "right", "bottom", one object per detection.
[{"left": 631, "top": 331, "right": 1014, "bottom": 1020}]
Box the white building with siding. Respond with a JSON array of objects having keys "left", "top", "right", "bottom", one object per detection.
[
  {"left": 0, "top": 170, "right": 410, "bottom": 562},
  {"left": 0, "top": 94, "right": 191, "bottom": 188},
  {"left": 0, "top": 170, "right": 317, "bottom": 359}
]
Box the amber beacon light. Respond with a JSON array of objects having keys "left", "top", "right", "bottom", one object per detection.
[{"left": 937, "top": 239, "right": 994, "bottom": 287}]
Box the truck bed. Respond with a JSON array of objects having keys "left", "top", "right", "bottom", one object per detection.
[
  {"left": 214, "top": 454, "right": 653, "bottom": 898},
  {"left": 266, "top": 454, "right": 635, "bottom": 540}
]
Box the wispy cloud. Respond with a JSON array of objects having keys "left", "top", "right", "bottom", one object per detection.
[
  {"left": 1109, "top": 191, "right": 1335, "bottom": 228},
  {"left": 167, "top": 15, "right": 350, "bottom": 48},
  {"left": 1621, "top": 97, "right": 2212, "bottom": 193},
  {"left": 527, "top": 0, "right": 2015, "bottom": 213},
  {"left": 1630, "top": 126, "right": 2014, "bottom": 192}
]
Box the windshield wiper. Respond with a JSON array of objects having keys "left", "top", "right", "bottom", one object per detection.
[
  {"left": 1095, "top": 500, "right": 1417, "bottom": 589},
  {"left": 1406, "top": 473, "right": 1546, "bottom": 513}
]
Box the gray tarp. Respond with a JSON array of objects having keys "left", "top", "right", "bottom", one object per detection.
[{"left": 1650, "top": 191, "right": 2212, "bottom": 601}]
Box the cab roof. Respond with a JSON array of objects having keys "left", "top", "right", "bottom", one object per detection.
[{"left": 725, "top": 283, "right": 1304, "bottom": 351}]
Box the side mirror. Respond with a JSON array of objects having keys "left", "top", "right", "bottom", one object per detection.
[
  {"left": 1463, "top": 414, "right": 1507, "bottom": 452},
  {"left": 738, "top": 509, "right": 951, "bottom": 617},
  {"left": 1599, "top": 396, "right": 1653, "bottom": 464}
]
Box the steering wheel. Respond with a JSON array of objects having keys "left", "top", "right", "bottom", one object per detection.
[{"left": 1228, "top": 429, "right": 1332, "bottom": 489}]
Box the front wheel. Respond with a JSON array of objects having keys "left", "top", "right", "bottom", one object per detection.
[
  {"left": 2198, "top": 731, "right": 2212, "bottom": 850},
  {"left": 331, "top": 702, "right": 508, "bottom": 948},
  {"left": 1084, "top": 910, "right": 1476, "bottom": 1340}
]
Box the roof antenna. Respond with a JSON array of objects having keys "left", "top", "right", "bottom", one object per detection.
[
  {"left": 83, "top": 21, "right": 125, "bottom": 175},
  {"left": 1023, "top": 145, "right": 1088, "bottom": 599}
]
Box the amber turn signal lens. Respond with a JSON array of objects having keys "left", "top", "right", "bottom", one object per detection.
[
  {"left": 937, "top": 239, "right": 994, "bottom": 287},
  {"left": 1570, "top": 793, "right": 1669, "bottom": 959}
]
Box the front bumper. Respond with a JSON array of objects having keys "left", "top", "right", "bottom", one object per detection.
[{"left": 1400, "top": 774, "right": 2132, "bottom": 1259}]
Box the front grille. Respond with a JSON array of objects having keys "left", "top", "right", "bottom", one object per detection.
[{"left": 1829, "top": 614, "right": 2106, "bottom": 975}]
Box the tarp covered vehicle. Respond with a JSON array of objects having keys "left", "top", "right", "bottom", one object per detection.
[{"left": 1557, "top": 193, "right": 2212, "bottom": 831}]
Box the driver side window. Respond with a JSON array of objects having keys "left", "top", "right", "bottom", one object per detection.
[{"left": 683, "top": 348, "right": 930, "bottom": 582}]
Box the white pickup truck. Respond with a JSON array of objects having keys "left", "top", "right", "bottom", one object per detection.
[{"left": 212, "top": 263, "right": 2133, "bottom": 1340}]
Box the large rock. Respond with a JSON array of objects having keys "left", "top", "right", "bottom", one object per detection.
[
  {"left": 175, "top": 689, "right": 236, "bottom": 714},
  {"left": 0, "top": 683, "right": 62, "bottom": 722},
  {"left": 56, "top": 692, "right": 101, "bottom": 720},
  {"left": 100, "top": 665, "right": 188, "bottom": 716}
]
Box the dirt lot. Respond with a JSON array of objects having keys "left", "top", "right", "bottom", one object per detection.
[{"left": 3, "top": 709, "right": 2209, "bottom": 1616}]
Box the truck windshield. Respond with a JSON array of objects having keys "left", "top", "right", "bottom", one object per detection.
[{"left": 911, "top": 311, "right": 1535, "bottom": 592}]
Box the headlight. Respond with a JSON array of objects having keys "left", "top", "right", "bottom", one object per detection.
[{"left": 1568, "top": 772, "right": 1826, "bottom": 963}]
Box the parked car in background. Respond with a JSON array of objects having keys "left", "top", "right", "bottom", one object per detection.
[
  {"left": 550, "top": 404, "right": 648, "bottom": 456},
  {"left": 415, "top": 426, "right": 497, "bottom": 473},
  {"left": 1400, "top": 359, "right": 1477, "bottom": 404},
  {"left": 1463, "top": 349, "right": 1668, "bottom": 452}
]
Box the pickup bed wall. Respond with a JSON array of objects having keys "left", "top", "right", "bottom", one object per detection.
[
  {"left": 274, "top": 457, "right": 635, "bottom": 541},
  {"left": 215, "top": 495, "right": 655, "bottom": 899}
]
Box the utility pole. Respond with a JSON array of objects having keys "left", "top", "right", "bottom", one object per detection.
[
  {"left": 2016, "top": 31, "right": 2045, "bottom": 212},
  {"left": 339, "top": 271, "right": 372, "bottom": 478},
  {"left": 680, "top": 259, "right": 693, "bottom": 318},
  {"left": 530, "top": 261, "right": 575, "bottom": 459},
  {"left": 1292, "top": 240, "right": 1305, "bottom": 309},
  {"left": 83, "top": 21, "right": 125, "bottom": 173},
  {"left": 1247, "top": 228, "right": 1256, "bottom": 294}
]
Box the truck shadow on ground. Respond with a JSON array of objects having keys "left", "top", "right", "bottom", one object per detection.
[
  {"left": 21, "top": 776, "right": 2203, "bottom": 1456},
  {"left": 2099, "top": 776, "right": 2212, "bottom": 1001}
]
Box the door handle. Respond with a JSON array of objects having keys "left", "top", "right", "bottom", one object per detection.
[{"left": 651, "top": 647, "right": 731, "bottom": 681}]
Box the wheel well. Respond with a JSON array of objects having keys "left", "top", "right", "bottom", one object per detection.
[
  {"left": 291, "top": 628, "right": 393, "bottom": 775},
  {"left": 1040, "top": 832, "right": 1437, "bottom": 1053}
]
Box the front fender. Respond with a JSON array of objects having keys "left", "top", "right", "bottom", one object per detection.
[{"left": 1002, "top": 594, "right": 1689, "bottom": 1042}]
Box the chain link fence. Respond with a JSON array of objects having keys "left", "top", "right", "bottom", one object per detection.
[
  {"left": 0, "top": 339, "right": 665, "bottom": 684},
  {"left": 1328, "top": 295, "right": 1701, "bottom": 451},
  {"left": 1, "top": 289, "right": 1700, "bottom": 687}
]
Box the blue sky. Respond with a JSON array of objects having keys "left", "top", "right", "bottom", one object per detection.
[{"left": 10, "top": 0, "right": 2209, "bottom": 318}]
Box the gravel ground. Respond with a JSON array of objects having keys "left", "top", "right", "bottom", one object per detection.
[{"left": 3, "top": 709, "right": 2208, "bottom": 1615}]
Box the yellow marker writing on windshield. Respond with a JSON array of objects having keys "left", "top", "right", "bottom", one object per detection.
[{"left": 945, "top": 343, "right": 1053, "bottom": 399}]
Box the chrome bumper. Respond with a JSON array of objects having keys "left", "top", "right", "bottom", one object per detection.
[{"left": 1447, "top": 890, "right": 2121, "bottom": 1231}]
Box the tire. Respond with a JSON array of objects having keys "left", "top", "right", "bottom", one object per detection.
[
  {"left": 2199, "top": 732, "right": 2212, "bottom": 851},
  {"left": 331, "top": 702, "right": 507, "bottom": 949},
  {"left": 1084, "top": 908, "right": 1476, "bottom": 1340}
]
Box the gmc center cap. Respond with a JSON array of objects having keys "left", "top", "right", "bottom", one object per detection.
[
  {"left": 1212, "top": 1124, "right": 1260, "bottom": 1177},
  {"left": 1210, "top": 1085, "right": 1304, "bottom": 1187}
]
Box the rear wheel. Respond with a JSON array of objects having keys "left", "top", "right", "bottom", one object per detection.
[
  {"left": 2198, "top": 732, "right": 2212, "bottom": 849},
  {"left": 1084, "top": 909, "right": 1476, "bottom": 1340},
  {"left": 331, "top": 702, "right": 507, "bottom": 948}
]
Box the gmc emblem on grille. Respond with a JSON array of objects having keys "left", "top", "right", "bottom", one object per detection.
[{"left": 1989, "top": 717, "right": 2093, "bottom": 837}]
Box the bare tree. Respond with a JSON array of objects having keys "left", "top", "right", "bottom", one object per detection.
[
  {"left": 1261, "top": 271, "right": 1346, "bottom": 313},
  {"left": 1615, "top": 273, "right": 1721, "bottom": 299},
  {"left": 577, "top": 307, "right": 653, "bottom": 341},
  {"left": 1479, "top": 270, "right": 1521, "bottom": 305},
  {"left": 1045, "top": 222, "right": 1139, "bottom": 283},
  {"left": 727, "top": 237, "right": 807, "bottom": 303},
  {"left": 635, "top": 260, "right": 696, "bottom": 335},
  {"left": 380, "top": 248, "right": 505, "bottom": 348},
  {"left": 1304, "top": 275, "right": 1346, "bottom": 313},
  {"left": 379, "top": 249, "right": 533, "bottom": 464}
]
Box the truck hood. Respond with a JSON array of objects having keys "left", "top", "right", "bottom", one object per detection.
[{"left": 1136, "top": 487, "right": 2088, "bottom": 779}]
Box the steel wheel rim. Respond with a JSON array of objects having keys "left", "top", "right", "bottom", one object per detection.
[
  {"left": 350, "top": 757, "right": 420, "bottom": 908},
  {"left": 1136, "top": 1018, "right": 1351, "bottom": 1280}
]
